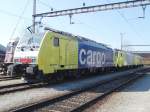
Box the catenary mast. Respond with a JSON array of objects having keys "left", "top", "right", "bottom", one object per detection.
[{"left": 32, "top": 0, "right": 36, "bottom": 33}]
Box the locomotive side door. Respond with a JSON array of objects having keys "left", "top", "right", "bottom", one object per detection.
[{"left": 59, "top": 38, "right": 67, "bottom": 68}]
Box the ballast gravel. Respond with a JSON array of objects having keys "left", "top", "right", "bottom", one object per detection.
[
  {"left": 0, "top": 68, "right": 144, "bottom": 112},
  {"left": 0, "top": 79, "right": 24, "bottom": 87},
  {"left": 87, "top": 72, "right": 150, "bottom": 112}
]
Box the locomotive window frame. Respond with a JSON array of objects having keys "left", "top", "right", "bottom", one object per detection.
[{"left": 53, "top": 37, "right": 59, "bottom": 47}]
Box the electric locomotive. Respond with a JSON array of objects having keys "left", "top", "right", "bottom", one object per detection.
[
  {"left": 0, "top": 38, "right": 19, "bottom": 76},
  {"left": 114, "top": 49, "right": 143, "bottom": 68},
  {"left": 13, "top": 27, "right": 143, "bottom": 81}
]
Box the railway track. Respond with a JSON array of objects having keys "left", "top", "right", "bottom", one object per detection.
[
  {"left": 0, "top": 82, "right": 48, "bottom": 95},
  {"left": 0, "top": 76, "right": 20, "bottom": 81},
  {"left": 11, "top": 68, "right": 149, "bottom": 112}
]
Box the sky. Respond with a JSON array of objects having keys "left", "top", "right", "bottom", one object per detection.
[{"left": 0, "top": 0, "right": 150, "bottom": 51}]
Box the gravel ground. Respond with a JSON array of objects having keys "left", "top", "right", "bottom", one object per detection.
[
  {"left": 0, "top": 68, "right": 143, "bottom": 112},
  {"left": 87, "top": 72, "right": 150, "bottom": 112},
  {"left": 0, "top": 79, "right": 24, "bottom": 87}
]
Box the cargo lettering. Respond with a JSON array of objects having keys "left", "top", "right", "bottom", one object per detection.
[
  {"left": 79, "top": 49, "right": 105, "bottom": 66},
  {"left": 79, "top": 49, "right": 86, "bottom": 65}
]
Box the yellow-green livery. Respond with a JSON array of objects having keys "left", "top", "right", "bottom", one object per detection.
[
  {"left": 38, "top": 31, "right": 78, "bottom": 74},
  {"left": 13, "top": 27, "right": 143, "bottom": 81}
]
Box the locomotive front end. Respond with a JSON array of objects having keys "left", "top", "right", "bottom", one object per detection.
[{"left": 13, "top": 29, "right": 45, "bottom": 80}]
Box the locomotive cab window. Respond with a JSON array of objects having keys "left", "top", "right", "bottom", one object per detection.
[
  {"left": 53, "top": 37, "right": 59, "bottom": 47},
  {"left": 115, "top": 52, "right": 118, "bottom": 56}
]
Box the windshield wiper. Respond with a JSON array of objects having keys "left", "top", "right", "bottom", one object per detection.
[{"left": 27, "top": 26, "right": 33, "bottom": 34}]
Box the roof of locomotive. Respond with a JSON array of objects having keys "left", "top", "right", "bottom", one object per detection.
[
  {"left": 44, "top": 27, "right": 111, "bottom": 49},
  {"left": 114, "top": 49, "right": 143, "bottom": 57},
  {"left": 114, "top": 49, "right": 135, "bottom": 53}
]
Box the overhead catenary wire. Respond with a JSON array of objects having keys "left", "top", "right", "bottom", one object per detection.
[
  {"left": 37, "top": 0, "right": 56, "bottom": 16},
  {"left": 38, "top": 0, "right": 54, "bottom": 10},
  {"left": 0, "top": 9, "right": 31, "bottom": 21},
  {"left": 36, "top": 0, "right": 56, "bottom": 25},
  {"left": 10, "top": 0, "right": 31, "bottom": 39},
  {"left": 105, "top": 0, "right": 144, "bottom": 42},
  {"left": 74, "top": 0, "right": 145, "bottom": 48},
  {"left": 116, "top": 10, "right": 143, "bottom": 38}
]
